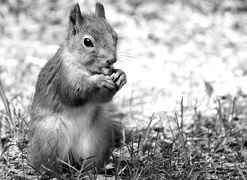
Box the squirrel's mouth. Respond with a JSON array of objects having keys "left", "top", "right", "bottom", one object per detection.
[
  {"left": 89, "top": 65, "right": 114, "bottom": 76},
  {"left": 101, "top": 66, "right": 114, "bottom": 76}
]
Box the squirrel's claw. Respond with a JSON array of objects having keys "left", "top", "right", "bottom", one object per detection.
[{"left": 112, "top": 69, "right": 127, "bottom": 90}]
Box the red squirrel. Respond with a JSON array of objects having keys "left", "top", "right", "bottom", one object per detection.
[{"left": 28, "top": 2, "right": 127, "bottom": 173}]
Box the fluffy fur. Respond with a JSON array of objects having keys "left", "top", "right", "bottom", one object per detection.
[{"left": 28, "top": 2, "right": 127, "bottom": 173}]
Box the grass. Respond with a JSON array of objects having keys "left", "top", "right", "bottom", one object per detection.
[
  {"left": 1, "top": 84, "right": 247, "bottom": 179},
  {"left": 2, "top": 0, "right": 247, "bottom": 179}
]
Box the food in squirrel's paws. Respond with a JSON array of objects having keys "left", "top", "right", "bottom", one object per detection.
[{"left": 102, "top": 65, "right": 115, "bottom": 76}]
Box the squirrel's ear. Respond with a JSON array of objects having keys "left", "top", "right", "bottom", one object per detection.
[
  {"left": 95, "top": 2, "right": 106, "bottom": 19},
  {"left": 69, "top": 3, "right": 84, "bottom": 35}
]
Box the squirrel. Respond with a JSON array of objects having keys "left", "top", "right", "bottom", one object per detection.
[{"left": 28, "top": 2, "right": 127, "bottom": 174}]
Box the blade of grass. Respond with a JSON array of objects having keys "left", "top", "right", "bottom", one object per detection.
[
  {"left": 174, "top": 98, "right": 189, "bottom": 166},
  {"left": 0, "top": 79, "right": 13, "bottom": 127},
  {"left": 191, "top": 162, "right": 209, "bottom": 180},
  {"left": 235, "top": 164, "right": 246, "bottom": 180}
]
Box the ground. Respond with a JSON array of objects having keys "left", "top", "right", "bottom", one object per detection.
[{"left": 1, "top": 0, "right": 247, "bottom": 179}]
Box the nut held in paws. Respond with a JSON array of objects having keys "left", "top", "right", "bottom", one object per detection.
[{"left": 102, "top": 66, "right": 115, "bottom": 76}]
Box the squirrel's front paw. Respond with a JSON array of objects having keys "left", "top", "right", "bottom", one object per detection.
[
  {"left": 111, "top": 69, "right": 127, "bottom": 90},
  {"left": 100, "top": 75, "right": 115, "bottom": 90},
  {"left": 91, "top": 74, "right": 117, "bottom": 102}
]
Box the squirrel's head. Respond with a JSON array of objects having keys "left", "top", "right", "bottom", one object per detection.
[{"left": 65, "top": 3, "right": 118, "bottom": 75}]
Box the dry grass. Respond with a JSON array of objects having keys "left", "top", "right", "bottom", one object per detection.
[
  {"left": 115, "top": 97, "right": 247, "bottom": 179},
  {"left": 2, "top": 86, "right": 247, "bottom": 179}
]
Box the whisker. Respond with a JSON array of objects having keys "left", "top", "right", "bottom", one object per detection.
[
  {"left": 117, "top": 52, "right": 139, "bottom": 62},
  {"left": 118, "top": 54, "right": 138, "bottom": 59},
  {"left": 117, "top": 49, "right": 133, "bottom": 54}
]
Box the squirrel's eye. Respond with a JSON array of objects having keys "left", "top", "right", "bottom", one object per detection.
[{"left": 84, "top": 38, "right": 94, "bottom": 47}]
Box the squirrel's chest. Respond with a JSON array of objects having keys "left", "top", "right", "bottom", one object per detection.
[
  {"left": 60, "top": 105, "right": 101, "bottom": 157},
  {"left": 61, "top": 104, "right": 96, "bottom": 135}
]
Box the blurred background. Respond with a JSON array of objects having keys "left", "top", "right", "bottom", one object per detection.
[{"left": 1, "top": 0, "right": 247, "bottom": 129}]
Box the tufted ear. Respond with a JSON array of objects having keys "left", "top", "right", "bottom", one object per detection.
[
  {"left": 95, "top": 2, "right": 106, "bottom": 19},
  {"left": 69, "top": 3, "right": 84, "bottom": 35}
]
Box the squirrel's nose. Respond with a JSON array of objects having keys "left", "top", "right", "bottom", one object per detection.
[{"left": 106, "top": 58, "right": 116, "bottom": 65}]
